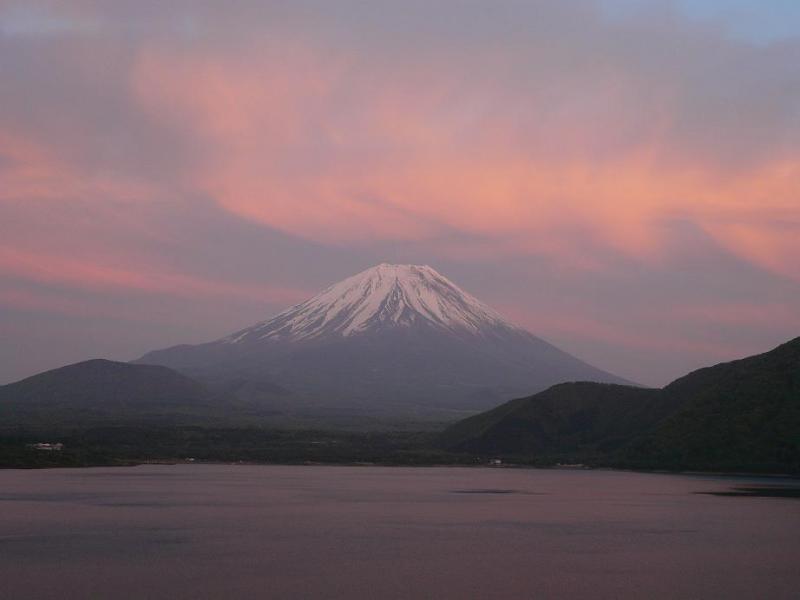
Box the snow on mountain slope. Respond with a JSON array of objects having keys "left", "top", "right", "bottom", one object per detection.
[{"left": 223, "top": 263, "right": 519, "bottom": 344}]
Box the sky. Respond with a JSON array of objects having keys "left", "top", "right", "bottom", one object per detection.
[{"left": 1, "top": 0, "right": 799, "bottom": 387}]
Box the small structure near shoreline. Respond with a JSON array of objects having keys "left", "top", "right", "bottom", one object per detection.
[{"left": 27, "top": 442, "right": 64, "bottom": 451}]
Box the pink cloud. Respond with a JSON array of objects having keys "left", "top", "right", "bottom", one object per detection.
[
  {"left": 0, "top": 246, "right": 309, "bottom": 304},
  {"left": 131, "top": 41, "right": 800, "bottom": 279}
]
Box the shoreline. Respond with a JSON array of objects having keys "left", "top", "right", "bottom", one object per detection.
[{"left": 3, "top": 457, "right": 798, "bottom": 480}]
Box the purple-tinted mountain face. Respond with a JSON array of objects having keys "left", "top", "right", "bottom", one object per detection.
[{"left": 137, "top": 264, "right": 628, "bottom": 419}]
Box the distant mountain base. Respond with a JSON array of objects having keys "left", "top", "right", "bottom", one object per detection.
[{"left": 0, "top": 358, "right": 465, "bottom": 433}]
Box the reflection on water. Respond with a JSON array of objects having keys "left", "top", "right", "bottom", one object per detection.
[
  {"left": 1, "top": 465, "right": 798, "bottom": 600},
  {"left": 450, "top": 488, "right": 520, "bottom": 494},
  {"left": 698, "top": 485, "right": 800, "bottom": 498}
]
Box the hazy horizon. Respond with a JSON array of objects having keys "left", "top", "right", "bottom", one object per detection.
[{"left": 2, "top": 0, "right": 799, "bottom": 386}]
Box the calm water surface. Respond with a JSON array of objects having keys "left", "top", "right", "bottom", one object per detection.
[{"left": 1, "top": 465, "right": 798, "bottom": 599}]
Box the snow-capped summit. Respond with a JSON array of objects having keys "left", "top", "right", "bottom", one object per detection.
[
  {"left": 224, "top": 263, "right": 517, "bottom": 344},
  {"left": 137, "top": 263, "right": 629, "bottom": 419}
]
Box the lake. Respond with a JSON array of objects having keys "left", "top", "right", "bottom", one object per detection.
[{"left": 1, "top": 465, "right": 798, "bottom": 599}]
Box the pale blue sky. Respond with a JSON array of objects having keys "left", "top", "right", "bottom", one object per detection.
[{"left": 602, "top": 0, "right": 800, "bottom": 43}]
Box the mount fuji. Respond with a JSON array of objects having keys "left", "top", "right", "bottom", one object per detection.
[{"left": 137, "top": 264, "right": 629, "bottom": 420}]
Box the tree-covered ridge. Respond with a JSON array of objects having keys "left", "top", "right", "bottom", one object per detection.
[{"left": 441, "top": 337, "right": 800, "bottom": 472}]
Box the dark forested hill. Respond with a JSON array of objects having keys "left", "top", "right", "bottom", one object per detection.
[
  {"left": 0, "top": 359, "right": 224, "bottom": 430},
  {"left": 438, "top": 383, "right": 664, "bottom": 456},
  {"left": 630, "top": 337, "right": 800, "bottom": 471},
  {"left": 440, "top": 337, "right": 800, "bottom": 472}
]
